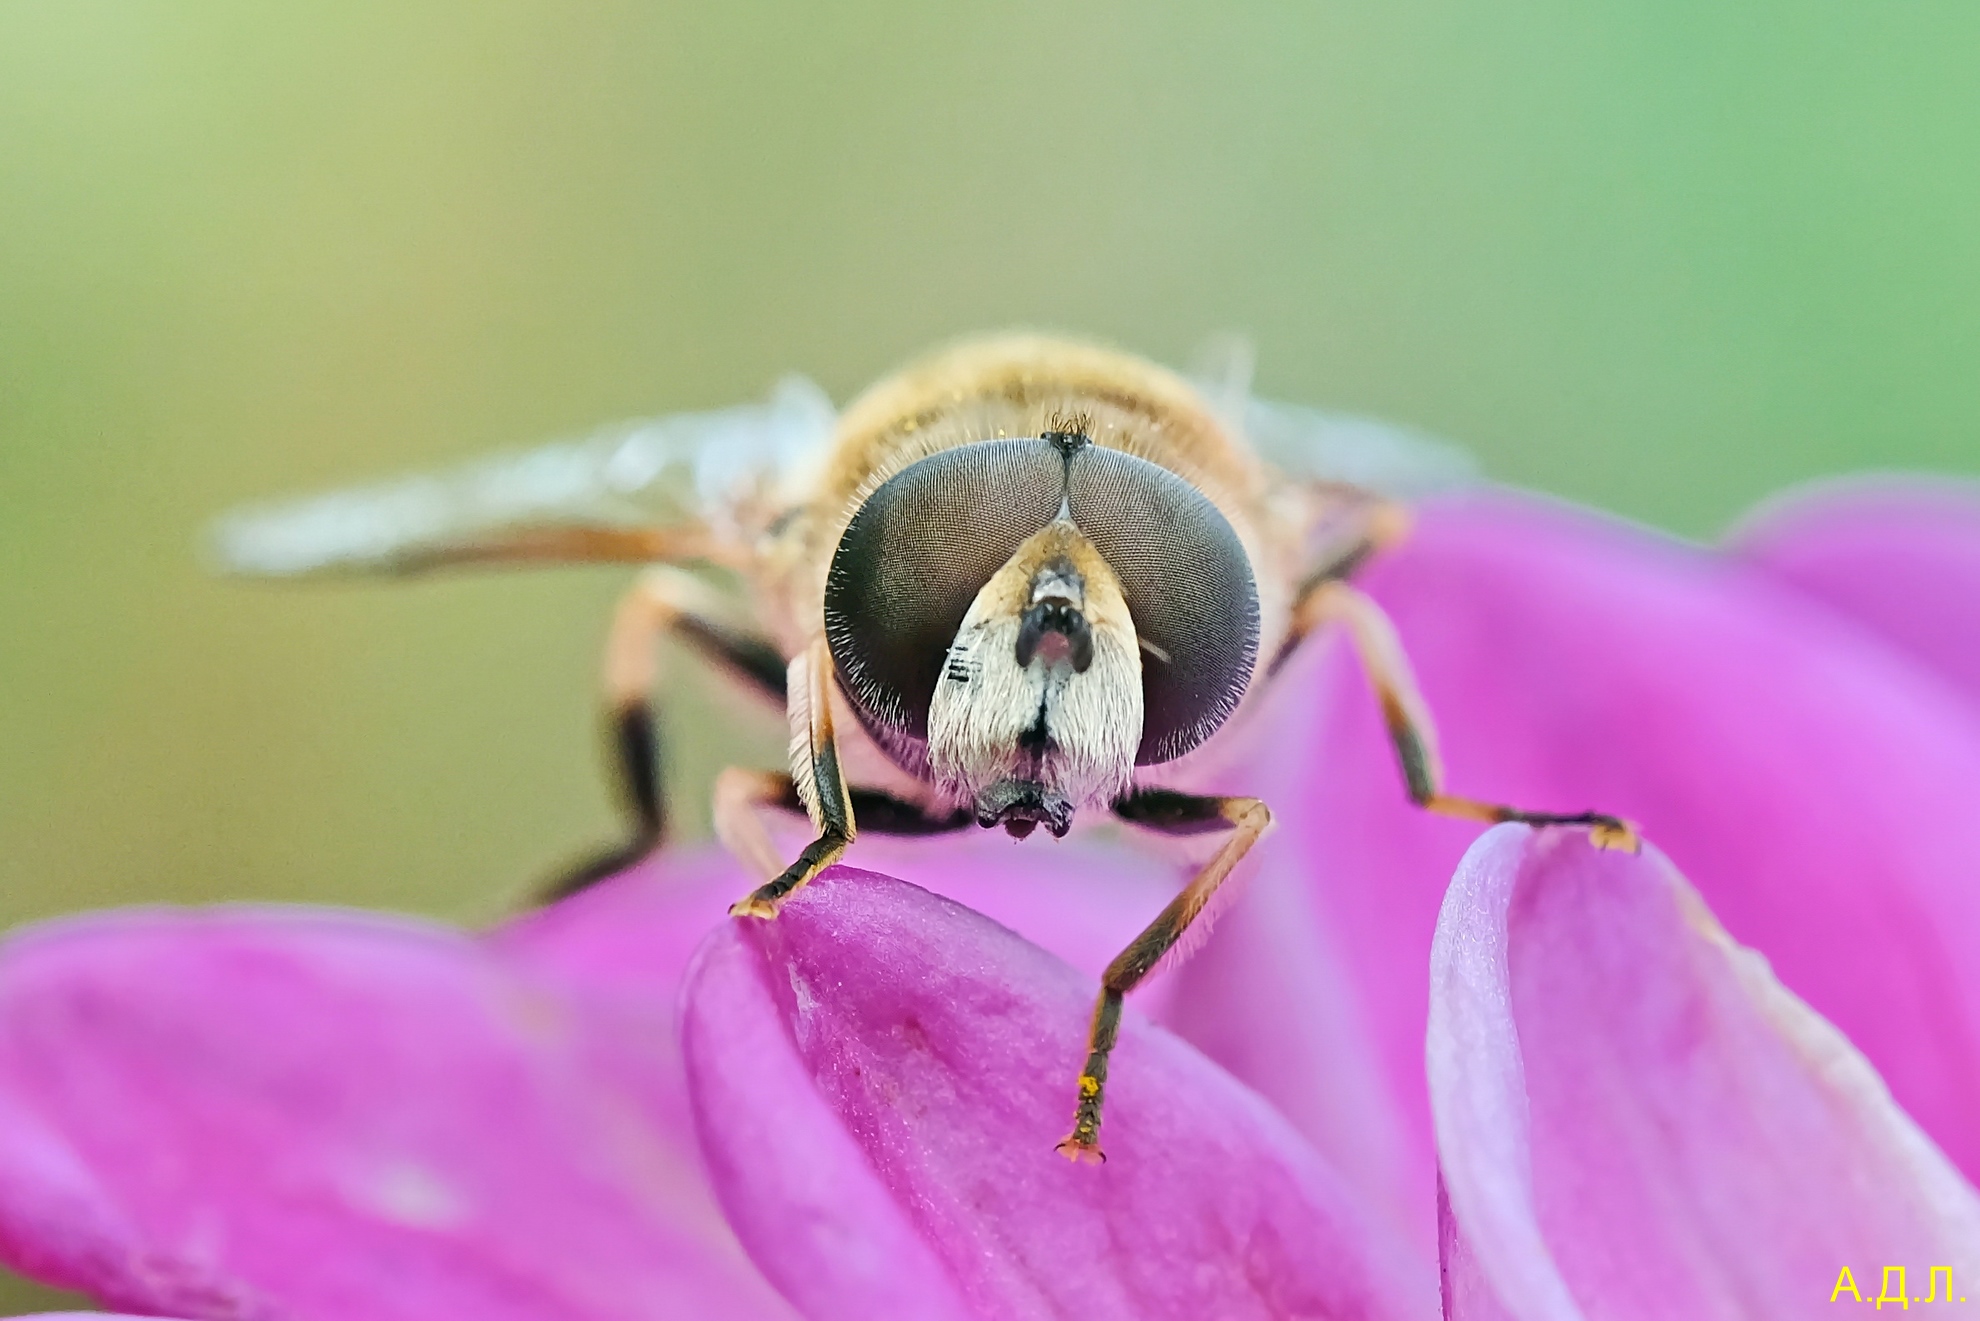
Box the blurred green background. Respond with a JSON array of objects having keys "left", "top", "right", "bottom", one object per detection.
[{"left": 2, "top": 2, "right": 1978, "bottom": 1308}]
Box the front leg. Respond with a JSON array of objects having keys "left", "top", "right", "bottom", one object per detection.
[
  {"left": 1057, "top": 788, "right": 1274, "bottom": 1164},
  {"left": 729, "top": 636, "right": 856, "bottom": 919},
  {"left": 1295, "top": 579, "right": 1638, "bottom": 850}
]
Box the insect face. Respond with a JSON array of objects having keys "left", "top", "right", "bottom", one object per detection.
[
  {"left": 927, "top": 519, "right": 1142, "bottom": 837},
  {"left": 822, "top": 427, "right": 1264, "bottom": 836}
]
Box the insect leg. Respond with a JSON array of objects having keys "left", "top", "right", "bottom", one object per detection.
[
  {"left": 539, "top": 566, "right": 787, "bottom": 903},
  {"left": 844, "top": 790, "right": 975, "bottom": 836},
  {"left": 1297, "top": 579, "right": 1639, "bottom": 850},
  {"left": 728, "top": 637, "right": 855, "bottom": 919},
  {"left": 714, "top": 768, "right": 972, "bottom": 882},
  {"left": 1056, "top": 789, "right": 1273, "bottom": 1164},
  {"left": 1267, "top": 496, "right": 1411, "bottom": 674},
  {"left": 711, "top": 768, "right": 801, "bottom": 883}
]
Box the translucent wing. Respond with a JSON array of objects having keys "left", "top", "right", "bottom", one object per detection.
[
  {"left": 210, "top": 376, "right": 836, "bottom": 577},
  {"left": 1239, "top": 397, "right": 1478, "bottom": 497},
  {"left": 1189, "top": 334, "right": 1479, "bottom": 499}
]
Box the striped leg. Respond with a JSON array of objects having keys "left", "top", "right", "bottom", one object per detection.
[
  {"left": 540, "top": 566, "right": 786, "bottom": 903},
  {"left": 1056, "top": 789, "right": 1273, "bottom": 1163},
  {"left": 1291, "top": 579, "right": 1637, "bottom": 850}
]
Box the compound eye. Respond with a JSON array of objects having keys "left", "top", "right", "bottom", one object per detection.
[
  {"left": 1068, "top": 448, "right": 1260, "bottom": 764},
  {"left": 825, "top": 440, "right": 1065, "bottom": 753}
]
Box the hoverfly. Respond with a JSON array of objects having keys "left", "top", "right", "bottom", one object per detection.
[{"left": 214, "top": 334, "right": 1634, "bottom": 1161}]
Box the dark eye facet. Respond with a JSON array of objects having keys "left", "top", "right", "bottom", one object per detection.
[
  {"left": 824, "top": 440, "right": 1064, "bottom": 756},
  {"left": 1067, "top": 448, "right": 1260, "bottom": 764}
]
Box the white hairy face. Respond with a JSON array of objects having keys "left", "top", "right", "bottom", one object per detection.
[{"left": 926, "top": 521, "right": 1143, "bottom": 828}]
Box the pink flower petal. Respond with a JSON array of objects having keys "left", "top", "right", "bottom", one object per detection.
[
  {"left": 504, "top": 836, "right": 1184, "bottom": 1009},
  {"left": 681, "top": 865, "right": 1433, "bottom": 1321},
  {"left": 1734, "top": 478, "right": 1980, "bottom": 702},
  {"left": 0, "top": 906, "right": 794, "bottom": 1321},
  {"left": 841, "top": 832, "right": 1189, "bottom": 1000},
  {"left": 1156, "top": 835, "right": 1422, "bottom": 1256},
  {"left": 492, "top": 836, "right": 1191, "bottom": 1219},
  {"left": 1250, "top": 492, "right": 1980, "bottom": 1226},
  {"left": 1432, "top": 825, "right": 1980, "bottom": 1320}
]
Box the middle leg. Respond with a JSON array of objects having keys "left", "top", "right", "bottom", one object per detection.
[
  {"left": 1291, "top": 579, "right": 1638, "bottom": 849},
  {"left": 540, "top": 566, "right": 787, "bottom": 903}
]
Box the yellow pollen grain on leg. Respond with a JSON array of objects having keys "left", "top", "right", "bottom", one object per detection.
[
  {"left": 1078, "top": 1075, "right": 1100, "bottom": 1098},
  {"left": 1589, "top": 820, "right": 1642, "bottom": 853}
]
